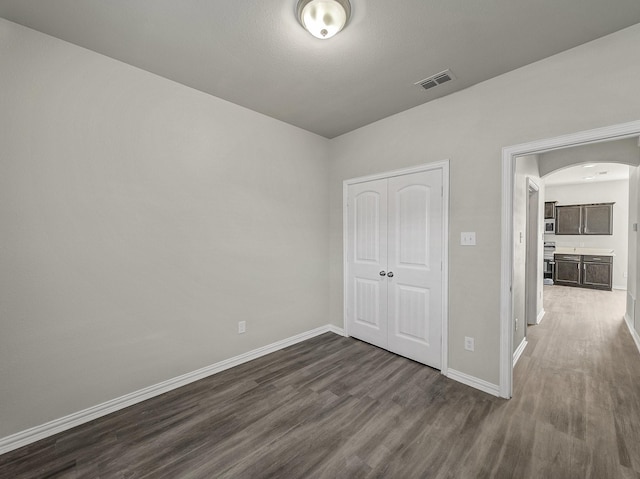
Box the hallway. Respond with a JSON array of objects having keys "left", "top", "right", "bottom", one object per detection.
[{"left": 508, "top": 285, "right": 640, "bottom": 477}]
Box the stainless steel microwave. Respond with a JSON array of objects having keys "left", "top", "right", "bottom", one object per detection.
[{"left": 544, "top": 219, "right": 555, "bottom": 234}]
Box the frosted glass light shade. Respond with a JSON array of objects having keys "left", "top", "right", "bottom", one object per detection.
[{"left": 297, "top": 0, "right": 351, "bottom": 39}]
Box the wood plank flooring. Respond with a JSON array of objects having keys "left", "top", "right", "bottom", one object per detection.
[{"left": 1, "top": 285, "right": 639, "bottom": 478}]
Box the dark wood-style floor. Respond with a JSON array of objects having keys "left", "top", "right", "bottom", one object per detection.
[{"left": 2, "top": 286, "right": 639, "bottom": 478}]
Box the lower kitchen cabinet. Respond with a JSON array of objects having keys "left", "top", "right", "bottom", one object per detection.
[
  {"left": 582, "top": 256, "right": 613, "bottom": 290},
  {"left": 554, "top": 254, "right": 612, "bottom": 291},
  {"left": 554, "top": 254, "right": 582, "bottom": 286}
]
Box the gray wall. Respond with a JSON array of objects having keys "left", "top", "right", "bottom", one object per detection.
[
  {"left": 0, "top": 19, "right": 330, "bottom": 438},
  {"left": 545, "top": 180, "right": 629, "bottom": 290},
  {"left": 329, "top": 24, "right": 640, "bottom": 385}
]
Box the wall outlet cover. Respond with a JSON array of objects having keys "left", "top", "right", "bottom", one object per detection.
[
  {"left": 464, "top": 336, "right": 475, "bottom": 351},
  {"left": 461, "top": 232, "right": 476, "bottom": 246}
]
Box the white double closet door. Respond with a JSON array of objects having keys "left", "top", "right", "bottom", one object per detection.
[{"left": 346, "top": 169, "right": 443, "bottom": 369}]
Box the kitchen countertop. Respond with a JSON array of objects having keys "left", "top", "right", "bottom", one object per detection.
[{"left": 554, "top": 247, "right": 615, "bottom": 256}]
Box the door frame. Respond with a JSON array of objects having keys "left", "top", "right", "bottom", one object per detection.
[
  {"left": 343, "top": 160, "right": 450, "bottom": 375},
  {"left": 525, "top": 177, "right": 540, "bottom": 331},
  {"left": 500, "top": 120, "right": 640, "bottom": 398}
]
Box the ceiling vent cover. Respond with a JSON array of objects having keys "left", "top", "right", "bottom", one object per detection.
[{"left": 415, "top": 69, "right": 455, "bottom": 91}]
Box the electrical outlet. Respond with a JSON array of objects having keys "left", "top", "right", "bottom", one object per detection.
[
  {"left": 464, "top": 336, "right": 475, "bottom": 351},
  {"left": 461, "top": 232, "right": 476, "bottom": 246},
  {"left": 238, "top": 321, "right": 246, "bottom": 334}
]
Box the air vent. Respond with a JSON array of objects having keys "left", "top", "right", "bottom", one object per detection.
[{"left": 415, "top": 69, "right": 455, "bottom": 91}]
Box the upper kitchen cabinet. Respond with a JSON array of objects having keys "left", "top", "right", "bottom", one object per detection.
[
  {"left": 544, "top": 201, "right": 557, "bottom": 219},
  {"left": 583, "top": 204, "right": 614, "bottom": 234},
  {"left": 555, "top": 203, "right": 613, "bottom": 235},
  {"left": 555, "top": 205, "right": 582, "bottom": 234}
]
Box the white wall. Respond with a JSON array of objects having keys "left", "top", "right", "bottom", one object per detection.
[
  {"left": 544, "top": 180, "right": 629, "bottom": 290},
  {"left": 539, "top": 138, "right": 640, "bottom": 176},
  {"left": 329, "top": 24, "right": 640, "bottom": 385},
  {"left": 0, "top": 19, "right": 330, "bottom": 438}
]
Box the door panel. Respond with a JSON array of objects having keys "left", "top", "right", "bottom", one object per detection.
[
  {"left": 387, "top": 170, "right": 442, "bottom": 368},
  {"left": 354, "top": 278, "right": 381, "bottom": 327},
  {"left": 354, "top": 191, "right": 383, "bottom": 263},
  {"left": 396, "top": 285, "right": 429, "bottom": 341},
  {"left": 347, "top": 179, "right": 388, "bottom": 348}
]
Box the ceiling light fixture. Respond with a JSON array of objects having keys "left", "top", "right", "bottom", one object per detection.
[{"left": 296, "top": 0, "right": 351, "bottom": 40}]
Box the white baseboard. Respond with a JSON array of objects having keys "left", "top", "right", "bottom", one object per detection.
[
  {"left": 327, "top": 324, "right": 346, "bottom": 336},
  {"left": 624, "top": 314, "right": 640, "bottom": 355},
  {"left": 613, "top": 285, "right": 627, "bottom": 291},
  {"left": 446, "top": 369, "right": 500, "bottom": 397},
  {"left": 512, "top": 338, "right": 528, "bottom": 366},
  {"left": 536, "top": 309, "right": 545, "bottom": 324},
  {"left": 0, "top": 325, "right": 342, "bottom": 456}
]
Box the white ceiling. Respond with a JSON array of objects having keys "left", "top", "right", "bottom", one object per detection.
[
  {"left": 2, "top": 1, "right": 640, "bottom": 138},
  {"left": 544, "top": 163, "right": 631, "bottom": 186}
]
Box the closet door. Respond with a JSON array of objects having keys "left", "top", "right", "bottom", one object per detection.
[
  {"left": 346, "top": 179, "right": 388, "bottom": 349},
  {"left": 387, "top": 170, "right": 442, "bottom": 368},
  {"left": 346, "top": 169, "right": 443, "bottom": 370}
]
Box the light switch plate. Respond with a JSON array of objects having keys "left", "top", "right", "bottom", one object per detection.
[{"left": 461, "top": 232, "right": 476, "bottom": 246}]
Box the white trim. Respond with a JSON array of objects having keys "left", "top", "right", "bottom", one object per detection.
[
  {"left": 513, "top": 338, "right": 528, "bottom": 366},
  {"left": 525, "top": 177, "right": 540, "bottom": 330},
  {"left": 536, "top": 309, "right": 545, "bottom": 325},
  {"left": 446, "top": 369, "right": 500, "bottom": 397},
  {"left": 342, "top": 160, "right": 450, "bottom": 376},
  {"left": 624, "top": 314, "right": 640, "bottom": 354},
  {"left": 343, "top": 161, "right": 449, "bottom": 185},
  {"left": 0, "top": 325, "right": 342, "bottom": 456},
  {"left": 343, "top": 180, "right": 350, "bottom": 337},
  {"left": 441, "top": 162, "right": 450, "bottom": 376},
  {"left": 613, "top": 285, "right": 628, "bottom": 291},
  {"left": 327, "top": 324, "right": 346, "bottom": 336},
  {"left": 501, "top": 119, "right": 640, "bottom": 399}
]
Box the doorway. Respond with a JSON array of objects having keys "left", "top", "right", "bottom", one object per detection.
[
  {"left": 500, "top": 120, "right": 640, "bottom": 398},
  {"left": 343, "top": 161, "right": 449, "bottom": 371}
]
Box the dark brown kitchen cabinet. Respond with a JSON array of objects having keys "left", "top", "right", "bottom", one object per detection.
[
  {"left": 554, "top": 254, "right": 612, "bottom": 291},
  {"left": 583, "top": 204, "right": 613, "bottom": 235},
  {"left": 582, "top": 255, "right": 613, "bottom": 290},
  {"left": 554, "top": 254, "right": 581, "bottom": 286},
  {"left": 555, "top": 203, "right": 613, "bottom": 235},
  {"left": 544, "top": 201, "right": 557, "bottom": 219},
  {"left": 555, "top": 206, "right": 582, "bottom": 235}
]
